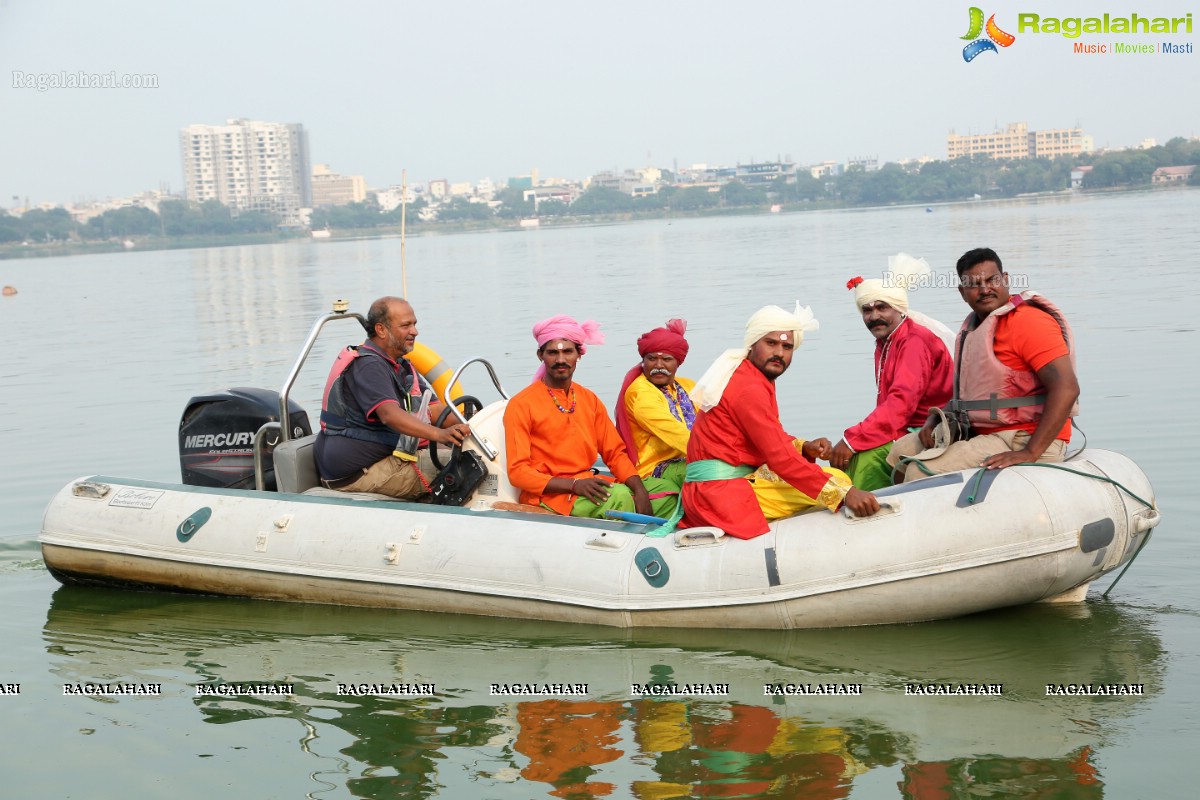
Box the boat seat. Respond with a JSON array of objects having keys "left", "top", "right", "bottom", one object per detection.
[
  {"left": 273, "top": 434, "right": 319, "bottom": 494},
  {"left": 274, "top": 437, "right": 421, "bottom": 502},
  {"left": 301, "top": 486, "right": 398, "bottom": 502}
]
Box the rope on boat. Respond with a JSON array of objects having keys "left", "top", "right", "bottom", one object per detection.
[
  {"left": 1101, "top": 530, "right": 1154, "bottom": 599},
  {"left": 1010, "top": 462, "right": 1157, "bottom": 599},
  {"left": 996, "top": 462, "right": 1154, "bottom": 510},
  {"left": 1064, "top": 418, "right": 1088, "bottom": 461},
  {"left": 898, "top": 457, "right": 1158, "bottom": 597},
  {"left": 900, "top": 457, "right": 1154, "bottom": 510},
  {"left": 898, "top": 455, "right": 937, "bottom": 478}
]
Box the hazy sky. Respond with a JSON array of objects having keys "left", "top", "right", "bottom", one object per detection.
[{"left": 2, "top": 0, "right": 1197, "bottom": 206}]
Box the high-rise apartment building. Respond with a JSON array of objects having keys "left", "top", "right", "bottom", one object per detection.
[
  {"left": 946, "top": 122, "right": 1092, "bottom": 160},
  {"left": 180, "top": 119, "right": 312, "bottom": 222}
]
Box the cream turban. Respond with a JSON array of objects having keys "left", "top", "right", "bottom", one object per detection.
[
  {"left": 742, "top": 303, "right": 818, "bottom": 350},
  {"left": 850, "top": 252, "right": 933, "bottom": 313},
  {"left": 849, "top": 253, "right": 955, "bottom": 347},
  {"left": 691, "top": 302, "right": 819, "bottom": 411}
]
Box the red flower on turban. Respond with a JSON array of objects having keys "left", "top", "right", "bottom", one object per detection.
[{"left": 846, "top": 276, "right": 864, "bottom": 291}]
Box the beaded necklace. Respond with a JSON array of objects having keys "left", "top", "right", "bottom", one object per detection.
[{"left": 546, "top": 384, "right": 577, "bottom": 414}]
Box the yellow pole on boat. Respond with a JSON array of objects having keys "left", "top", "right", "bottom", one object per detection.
[{"left": 400, "top": 169, "right": 408, "bottom": 299}]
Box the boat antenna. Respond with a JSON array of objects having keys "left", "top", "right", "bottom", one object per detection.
[{"left": 400, "top": 168, "right": 408, "bottom": 299}]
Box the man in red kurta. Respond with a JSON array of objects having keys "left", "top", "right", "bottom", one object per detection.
[
  {"left": 678, "top": 304, "right": 879, "bottom": 539},
  {"left": 831, "top": 255, "right": 954, "bottom": 490}
]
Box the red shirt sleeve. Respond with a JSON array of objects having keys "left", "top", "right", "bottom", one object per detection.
[
  {"left": 732, "top": 370, "right": 832, "bottom": 500},
  {"left": 845, "top": 333, "right": 941, "bottom": 451}
]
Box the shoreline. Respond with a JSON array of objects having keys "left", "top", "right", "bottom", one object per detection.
[{"left": 1, "top": 184, "right": 1191, "bottom": 262}]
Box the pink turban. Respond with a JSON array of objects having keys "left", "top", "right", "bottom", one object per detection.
[
  {"left": 615, "top": 319, "right": 689, "bottom": 464},
  {"left": 532, "top": 314, "right": 604, "bottom": 382}
]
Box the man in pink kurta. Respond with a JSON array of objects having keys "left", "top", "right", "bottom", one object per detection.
[
  {"left": 842, "top": 319, "right": 952, "bottom": 451},
  {"left": 831, "top": 256, "right": 954, "bottom": 490}
]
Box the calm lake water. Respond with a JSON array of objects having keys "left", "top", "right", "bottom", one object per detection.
[{"left": 1, "top": 191, "right": 1197, "bottom": 798}]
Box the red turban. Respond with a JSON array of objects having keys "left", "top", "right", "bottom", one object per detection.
[
  {"left": 615, "top": 319, "right": 689, "bottom": 464},
  {"left": 636, "top": 318, "right": 689, "bottom": 363}
]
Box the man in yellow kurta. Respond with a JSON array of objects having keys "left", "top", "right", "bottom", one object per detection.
[
  {"left": 616, "top": 316, "right": 848, "bottom": 523},
  {"left": 614, "top": 319, "right": 697, "bottom": 489}
]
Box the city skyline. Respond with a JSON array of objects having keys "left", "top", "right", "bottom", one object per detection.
[{"left": 2, "top": 0, "right": 1197, "bottom": 206}]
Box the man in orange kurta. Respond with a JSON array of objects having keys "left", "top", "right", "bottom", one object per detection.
[
  {"left": 504, "top": 314, "right": 676, "bottom": 518},
  {"left": 515, "top": 699, "right": 624, "bottom": 797}
]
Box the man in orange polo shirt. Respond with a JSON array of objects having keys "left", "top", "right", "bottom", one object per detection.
[
  {"left": 504, "top": 314, "right": 678, "bottom": 518},
  {"left": 889, "top": 247, "right": 1079, "bottom": 482}
]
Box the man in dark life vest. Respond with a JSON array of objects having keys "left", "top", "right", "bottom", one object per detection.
[
  {"left": 315, "top": 296, "right": 470, "bottom": 499},
  {"left": 889, "top": 248, "right": 1079, "bottom": 482}
]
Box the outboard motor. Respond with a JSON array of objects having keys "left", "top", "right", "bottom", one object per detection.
[{"left": 179, "top": 387, "right": 310, "bottom": 490}]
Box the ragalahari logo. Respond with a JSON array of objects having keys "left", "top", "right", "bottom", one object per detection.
[{"left": 961, "top": 7, "right": 1016, "bottom": 61}]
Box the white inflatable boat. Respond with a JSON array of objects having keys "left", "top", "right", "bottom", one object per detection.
[{"left": 38, "top": 304, "right": 1161, "bottom": 629}]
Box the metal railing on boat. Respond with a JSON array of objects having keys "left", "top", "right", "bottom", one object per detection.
[
  {"left": 251, "top": 300, "right": 511, "bottom": 490},
  {"left": 253, "top": 300, "right": 366, "bottom": 491}
]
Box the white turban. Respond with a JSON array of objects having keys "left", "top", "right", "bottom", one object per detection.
[
  {"left": 691, "top": 302, "right": 819, "bottom": 411},
  {"left": 849, "top": 253, "right": 955, "bottom": 347}
]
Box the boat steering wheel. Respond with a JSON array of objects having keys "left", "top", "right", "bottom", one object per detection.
[{"left": 430, "top": 395, "right": 482, "bottom": 471}]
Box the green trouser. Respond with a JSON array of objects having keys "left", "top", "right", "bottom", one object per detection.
[
  {"left": 845, "top": 442, "right": 894, "bottom": 491},
  {"left": 847, "top": 428, "right": 921, "bottom": 491},
  {"left": 655, "top": 459, "right": 687, "bottom": 490},
  {"left": 570, "top": 476, "right": 680, "bottom": 519}
]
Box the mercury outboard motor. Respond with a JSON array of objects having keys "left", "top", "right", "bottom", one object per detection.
[{"left": 179, "top": 387, "right": 310, "bottom": 490}]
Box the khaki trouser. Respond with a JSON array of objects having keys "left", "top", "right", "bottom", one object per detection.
[
  {"left": 888, "top": 429, "right": 1067, "bottom": 484},
  {"left": 335, "top": 449, "right": 437, "bottom": 500}
]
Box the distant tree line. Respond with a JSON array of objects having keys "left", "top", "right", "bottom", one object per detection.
[
  {"left": 0, "top": 199, "right": 281, "bottom": 244},
  {"left": 1081, "top": 137, "right": 1200, "bottom": 188},
  {"left": 405, "top": 136, "right": 1200, "bottom": 226},
  {"left": 3, "top": 139, "right": 1197, "bottom": 245}
]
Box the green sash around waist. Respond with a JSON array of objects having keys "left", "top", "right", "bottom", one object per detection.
[{"left": 645, "top": 459, "right": 755, "bottom": 538}]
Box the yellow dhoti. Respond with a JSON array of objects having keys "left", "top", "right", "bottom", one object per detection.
[{"left": 750, "top": 442, "right": 853, "bottom": 520}]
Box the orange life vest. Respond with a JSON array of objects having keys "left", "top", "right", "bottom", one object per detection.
[{"left": 948, "top": 291, "right": 1079, "bottom": 432}]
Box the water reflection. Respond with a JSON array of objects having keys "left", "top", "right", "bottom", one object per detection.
[
  {"left": 631, "top": 701, "right": 869, "bottom": 799},
  {"left": 42, "top": 587, "right": 1163, "bottom": 798},
  {"left": 898, "top": 748, "right": 1103, "bottom": 799}
]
